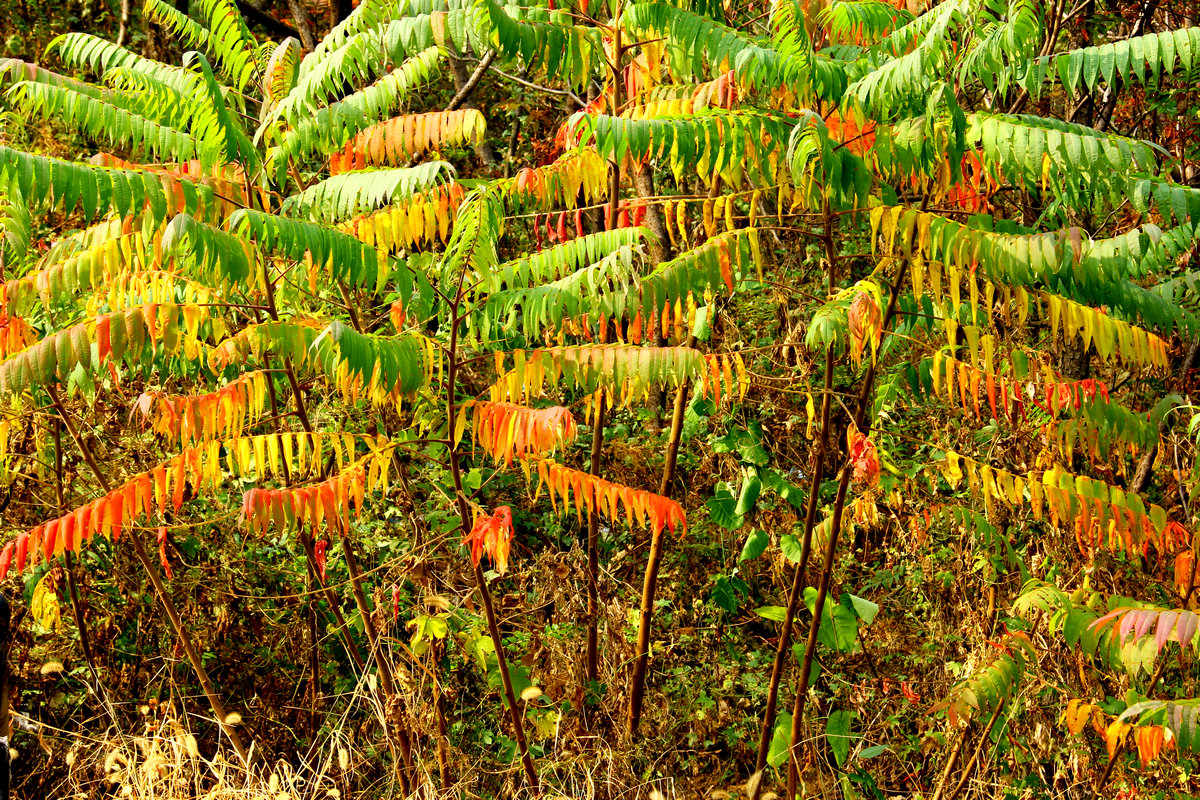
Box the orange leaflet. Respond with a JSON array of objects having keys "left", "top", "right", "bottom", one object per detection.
[
  {"left": 465, "top": 506, "right": 515, "bottom": 573},
  {"left": 0, "top": 314, "right": 36, "bottom": 359},
  {"left": 1134, "top": 725, "right": 1174, "bottom": 766},
  {"left": 471, "top": 401, "right": 577, "bottom": 466},
  {"left": 823, "top": 109, "right": 876, "bottom": 156},
  {"left": 534, "top": 460, "right": 686, "bottom": 537}
]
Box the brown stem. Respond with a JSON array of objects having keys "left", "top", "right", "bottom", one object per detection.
[
  {"left": 46, "top": 386, "right": 252, "bottom": 763},
  {"left": 52, "top": 420, "right": 120, "bottom": 729},
  {"left": 929, "top": 720, "right": 976, "bottom": 800},
  {"left": 0, "top": 593, "right": 9, "bottom": 800},
  {"left": 627, "top": 377, "right": 689, "bottom": 738},
  {"left": 447, "top": 50, "right": 496, "bottom": 111},
  {"left": 751, "top": 201, "right": 841, "bottom": 792},
  {"left": 945, "top": 703, "right": 1004, "bottom": 800},
  {"left": 632, "top": 164, "right": 668, "bottom": 263},
  {"left": 785, "top": 265, "right": 907, "bottom": 797},
  {"left": 585, "top": 395, "right": 606, "bottom": 688},
  {"left": 299, "top": 534, "right": 366, "bottom": 671},
  {"left": 446, "top": 291, "right": 540, "bottom": 793},
  {"left": 431, "top": 640, "right": 451, "bottom": 785},
  {"left": 1094, "top": 0, "right": 1160, "bottom": 132},
  {"left": 286, "top": 0, "right": 317, "bottom": 50},
  {"left": 336, "top": 527, "right": 415, "bottom": 793}
]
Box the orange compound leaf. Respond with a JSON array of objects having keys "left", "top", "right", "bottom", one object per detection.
[
  {"left": 240, "top": 450, "right": 390, "bottom": 537},
  {"left": 0, "top": 314, "right": 37, "bottom": 359},
  {"left": 470, "top": 401, "right": 577, "bottom": 466},
  {"left": 534, "top": 460, "right": 686, "bottom": 537},
  {"left": 330, "top": 110, "right": 486, "bottom": 173},
  {"left": 0, "top": 447, "right": 218, "bottom": 580},
  {"left": 135, "top": 370, "right": 273, "bottom": 446},
  {"left": 848, "top": 292, "right": 882, "bottom": 367},
  {"left": 465, "top": 505, "right": 515, "bottom": 573}
]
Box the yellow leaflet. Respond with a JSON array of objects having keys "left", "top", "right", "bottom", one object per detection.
[
  {"left": 237, "top": 437, "right": 253, "bottom": 476},
  {"left": 942, "top": 451, "right": 963, "bottom": 489},
  {"left": 267, "top": 435, "right": 281, "bottom": 479},
  {"left": 910, "top": 256, "right": 925, "bottom": 300},
  {"left": 252, "top": 435, "right": 268, "bottom": 477},
  {"left": 805, "top": 392, "right": 816, "bottom": 438},
  {"left": 282, "top": 433, "right": 295, "bottom": 475}
]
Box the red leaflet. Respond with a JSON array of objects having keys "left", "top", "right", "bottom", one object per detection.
[
  {"left": 314, "top": 539, "right": 328, "bottom": 581},
  {"left": 158, "top": 526, "right": 173, "bottom": 580},
  {"left": 465, "top": 506, "right": 515, "bottom": 573},
  {"left": 15, "top": 532, "right": 28, "bottom": 573},
  {"left": 847, "top": 426, "right": 880, "bottom": 487}
]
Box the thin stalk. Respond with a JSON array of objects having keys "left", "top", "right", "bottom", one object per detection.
[
  {"left": 929, "top": 720, "right": 976, "bottom": 800},
  {"left": 260, "top": 263, "right": 411, "bottom": 777},
  {"left": 0, "top": 594, "right": 9, "bottom": 800},
  {"left": 445, "top": 302, "right": 541, "bottom": 794},
  {"left": 945, "top": 703, "right": 1003, "bottom": 800},
  {"left": 785, "top": 264, "right": 907, "bottom": 797},
  {"left": 585, "top": 395, "right": 606, "bottom": 688},
  {"left": 627, "top": 369, "right": 690, "bottom": 737},
  {"left": 52, "top": 419, "right": 120, "bottom": 730},
  {"left": 751, "top": 201, "right": 841, "bottom": 790},
  {"left": 46, "top": 385, "right": 252, "bottom": 763},
  {"left": 336, "top": 528, "right": 416, "bottom": 792}
]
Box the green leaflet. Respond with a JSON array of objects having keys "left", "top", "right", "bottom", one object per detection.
[{"left": 163, "top": 213, "right": 256, "bottom": 288}]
